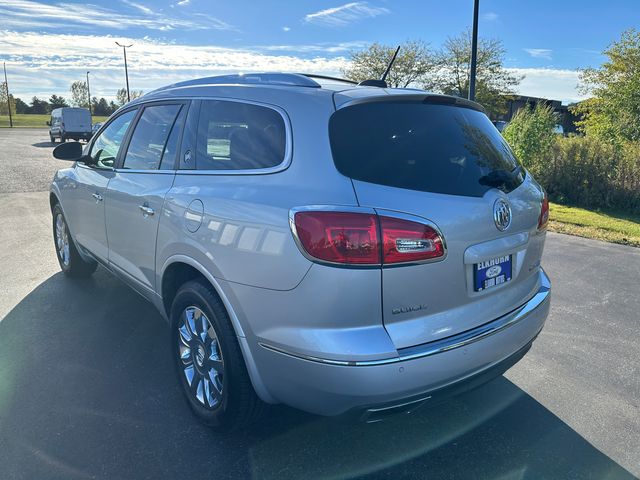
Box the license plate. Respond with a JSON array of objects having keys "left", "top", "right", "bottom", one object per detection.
[{"left": 474, "top": 255, "right": 512, "bottom": 291}]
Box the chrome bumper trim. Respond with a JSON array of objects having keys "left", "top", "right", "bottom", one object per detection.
[{"left": 259, "top": 269, "right": 551, "bottom": 367}]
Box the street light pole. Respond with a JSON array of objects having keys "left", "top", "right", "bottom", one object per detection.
[
  {"left": 3, "top": 62, "right": 13, "bottom": 128},
  {"left": 468, "top": 0, "right": 480, "bottom": 102},
  {"left": 86, "top": 71, "right": 92, "bottom": 117},
  {"left": 115, "top": 42, "right": 133, "bottom": 102}
]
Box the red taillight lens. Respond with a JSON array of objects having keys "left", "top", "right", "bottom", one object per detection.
[
  {"left": 538, "top": 192, "right": 549, "bottom": 230},
  {"left": 293, "top": 210, "right": 445, "bottom": 266},
  {"left": 293, "top": 211, "right": 380, "bottom": 264},
  {"left": 380, "top": 216, "right": 445, "bottom": 264}
]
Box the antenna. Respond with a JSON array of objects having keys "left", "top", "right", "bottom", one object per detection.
[{"left": 381, "top": 45, "right": 401, "bottom": 82}]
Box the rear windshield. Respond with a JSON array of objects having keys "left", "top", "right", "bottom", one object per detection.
[{"left": 329, "top": 101, "right": 525, "bottom": 197}]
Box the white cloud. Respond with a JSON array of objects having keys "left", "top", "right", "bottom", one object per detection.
[
  {"left": 304, "top": 2, "right": 390, "bottom": 27},
  {"left": 176, "top": 0, "right": 190, "bottom": 5},
  {"left": 0, "top": 31, "right": 349, "bottom": 100},
  {"left": 121, "top": 0, "right": 153, "bottom": 15},
  {"left": 282, "top": 26, "right": 291, "bottom": 32},
  {"left": 0, "top": 0, "right": 234, "bottom": 31},
  {"left": 508, "top": 68, "right": 584, "bottom": 103},
  {"left": 482, "top": 12, "right": 499, "bottom": 21},
  {"left": 256, "top": 41, "right": 368, "bottom": 53},
  {"left": 524, "top": 48, "right": 553, "bottom": 60}
]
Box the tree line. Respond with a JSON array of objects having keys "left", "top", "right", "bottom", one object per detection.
[{"left": 0, "top": 81, "right": 142, "bottom": 116}]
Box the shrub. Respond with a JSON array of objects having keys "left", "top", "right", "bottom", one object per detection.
[
  {"left": 502, "top": 103, "right": 557, "bottom": 178},
  {"left": 532, "top": 136, "right": 640, "bottom": 213}
]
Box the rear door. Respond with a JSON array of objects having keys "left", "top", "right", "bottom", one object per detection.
[
  {"left": 105, "top": 101, "right": 187, "bottom": 292},
  {"left": 329, "top": 97, "right": 547, "bottom": 349}
]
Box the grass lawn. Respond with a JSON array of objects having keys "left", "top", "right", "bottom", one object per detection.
[
  {"left": 549, "top": 202, "right": 640, "bottom": 247},
  {"left": 0, "top": 114, "right": 109, "bottom": 128}
]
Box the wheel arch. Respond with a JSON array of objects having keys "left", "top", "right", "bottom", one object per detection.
[{"left": 160, "top": 255, "right": 276, "bottom": 404}]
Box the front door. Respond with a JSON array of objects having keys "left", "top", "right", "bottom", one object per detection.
[
  {"left": 71, "top": 109, "right": 138, "bottom": 262},
  {"left": 105, "top": 102, "right": 187, "bottom": 292}
]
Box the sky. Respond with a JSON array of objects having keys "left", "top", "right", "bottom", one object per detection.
[{"left": 1, "top": 0, "right": 638, "bottom": 104}]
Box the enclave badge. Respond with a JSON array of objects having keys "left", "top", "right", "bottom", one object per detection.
[{"left": 493, "top": 198, "right": 512, "bottom": 231}]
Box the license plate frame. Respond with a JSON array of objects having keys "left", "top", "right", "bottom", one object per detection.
[{"left": 474, "top": 255, "right": 512, "bottom": 292}]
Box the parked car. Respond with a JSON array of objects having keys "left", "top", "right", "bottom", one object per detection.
[
  {"left": 50, "top": 73, "right": 551, "bottom": 431},
  {"left": 48, "top": 107, "right": 92, "bottom": 143}
]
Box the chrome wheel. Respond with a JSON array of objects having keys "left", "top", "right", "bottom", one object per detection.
[
  {"left": 178, "top": 306, "right": 224, "bottom": 409},
  {"left": 55, "top": 213, "right": 70, "bottom": 267}
]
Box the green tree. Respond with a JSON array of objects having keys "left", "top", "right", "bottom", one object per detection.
[
  {"left": 29, "top": 96, "right": 49, "bottom": 114},
  {"left": 116, "top": 87, "right": 143, "bottom": 106},
  {"left": 14, "top": 97, "right": 28, "bottom": 114},
  {"left": 49, "top": 94, "right": 69, "bottom": 109},
  {"left": 70, "top": 81, "right": 89, "bottom": 108},
  {"left": 434, "top": 29, "right": 521, "bottom": 118},
  {"left": 502, "top": 103, "right": 558, "bottom": 178},
  {"left": 342, "top": 40, "right": 437, "bottom": 88},
  {"left": 574, "top": 29, "right": 640, "bottom": 144},
  {"left": 0, "top": 83, "right": 17, "bottom": 116}
]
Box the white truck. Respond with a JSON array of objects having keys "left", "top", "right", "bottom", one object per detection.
[{"left": 48, "top": 108, "right": 92, "bottom": 143}]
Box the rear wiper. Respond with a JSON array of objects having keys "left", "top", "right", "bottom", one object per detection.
[{"left": 478, "top": 169, "right": 516, "bottom": 191}]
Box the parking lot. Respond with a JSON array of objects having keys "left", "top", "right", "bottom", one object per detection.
[{"left": 0, "top": 128, "right": 638, "bottom": 479}]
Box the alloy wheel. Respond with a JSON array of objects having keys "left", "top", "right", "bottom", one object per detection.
[
  {"left": 55, "top": 213, "right": 70, "bottom": 267},
  {"left": 178, "top": 306, "right": 225, "bottom": 409}
]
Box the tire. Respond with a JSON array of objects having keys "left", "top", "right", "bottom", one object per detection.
[
  {"left": 49, "top": 134, "right": 55, "bottom": 143},
  {"left": 52, "top": 204, "right": 98, "bottom": 277},
  {"left": 171, "top": 279, "right": 265, "bottom": 431},
  {"left": 61, "top": 135, "right": 66, "bottom": 142}
]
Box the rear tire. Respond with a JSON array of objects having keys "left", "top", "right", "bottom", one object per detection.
[
  {"left": 49, "top": 134, "right": 55, "bottom": 143},
  {"left": 52, "top": 204, "right": 97, "bottom": 278},
  {"left": 171, "top": 279, "right": 265, "bottom": 431}
]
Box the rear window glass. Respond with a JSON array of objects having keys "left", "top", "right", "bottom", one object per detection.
[
  {"left": 195, "top": 100, "right": 286, "bottom": 170},
  {"left": 329, "top": 101, "right": 525, "bottom": 197}
]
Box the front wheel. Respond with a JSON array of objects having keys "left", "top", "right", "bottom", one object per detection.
[
  {"left": 171, "top": 280, "right": 265, "bottom": 431},
  {"left": 52, "top": 204, "right": 97, "bottom": 277}
]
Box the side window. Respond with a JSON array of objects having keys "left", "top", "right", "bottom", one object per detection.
[
  {"left": 195, "top": 100, "right": 286, "bottom": 171},
  {"left": 122, "top": 104, "right": 182, "bottom": 170},
  {"left": 89, "top": 109, "right": 137, "bottom": 168},
  {"left": 159, "top": 106, "right": 187, "bottom": 170}
]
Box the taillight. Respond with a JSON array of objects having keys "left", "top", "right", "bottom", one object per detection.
[
  {"left": 293, "top": 211, "right": 380, "bottom": 264},
  {"left": 292, "top": 210, "right": 445, "bottom": 266},
  {"left": 380, "top": 216, "right": 445, "bottom": 264},
  {"left": 538, "top": 191, "right": 549, "bottom": 230}
]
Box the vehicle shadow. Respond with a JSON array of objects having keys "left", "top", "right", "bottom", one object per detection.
[
  {"left": 32, "top": 141, "right": 56, "bottom": 148},
  {"left": 0, "top": 270, "right": 636, "bottom": 480}
]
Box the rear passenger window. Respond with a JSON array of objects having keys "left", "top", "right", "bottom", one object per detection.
[
  {"left": 195, "top": 100, "right": 286, "bottom": 170},
  {"left": 123, "top": 104, "right": 182, "bottom": 170}
]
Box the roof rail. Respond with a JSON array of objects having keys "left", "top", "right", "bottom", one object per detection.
[
  {"left": 298, "top": 73, "right": 358, "bottom": 85},
  {"left": 152, "top": 73, "right": 321, "bottom": 93}
]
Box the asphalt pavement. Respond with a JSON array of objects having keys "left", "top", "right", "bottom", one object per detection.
[{"left": 0, "top": 129, "right": 638, "bottom": 479}]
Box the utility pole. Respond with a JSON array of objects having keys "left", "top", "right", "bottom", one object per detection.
[
  {"left": 115, "top": 42, "right": 133, "bottom": 102},
  {"left": 3, "top": 62, "right": 13, "bottom": 128},
  {"left": 468, "top": 0, "right": 480, "bottom": 102},
  {"left": 86, "top": 71, "right": 92, "bottom": 117}
]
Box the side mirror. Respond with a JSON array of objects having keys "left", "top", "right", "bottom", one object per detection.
[{"left": 53, "top": 141, "right": 89, "bottom": 162}]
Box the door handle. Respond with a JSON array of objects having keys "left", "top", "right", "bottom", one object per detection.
[
  {"left": 139, "top": 205, "right": 155, "bottom": 217},
  {"left": 92, "top": 193, "right": 103, "bottom": 202}
]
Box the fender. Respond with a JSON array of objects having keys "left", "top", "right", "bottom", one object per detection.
[{"left": 159, "top": 254, "right": 277, "bottom": 404}]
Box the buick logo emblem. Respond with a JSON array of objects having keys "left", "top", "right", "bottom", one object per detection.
[{"left": 493, "top": 198, "right": 512, "bottom": 231}]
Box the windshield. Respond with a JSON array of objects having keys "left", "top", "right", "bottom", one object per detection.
[{"left": 329, "top": 101, "right": 525, "bottom": 197}]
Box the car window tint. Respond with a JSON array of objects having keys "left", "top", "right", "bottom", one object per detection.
[
  {"left": 90, "top": 109, "right": 137, "bottom": 168},
  {"left": 159, "top": 106, "right": 186, "bottom": 170},
  {"left": 195, "top": 100, "right": 286, "bottom": 170},
  {"left": 329, "top": 102, "right": 524, "bottom": 197},
  {"left": 123, "top": 104, "right": 182, "bottom": 170}
]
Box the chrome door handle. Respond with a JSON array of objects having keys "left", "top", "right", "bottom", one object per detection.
[
  {"left": 139, "top": 205, "right": 155, "bottom": 216},
  {"left": 92, "top": 193, "right": 103, "bottom": 202}
]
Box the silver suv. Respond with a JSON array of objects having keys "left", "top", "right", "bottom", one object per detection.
[{"left": 50, "top": 73, "right": 551, "bottom": 430}]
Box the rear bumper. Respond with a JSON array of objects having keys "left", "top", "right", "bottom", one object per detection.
[{"left": 253, "top": 268, "right": 551, "bottom": 416}]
